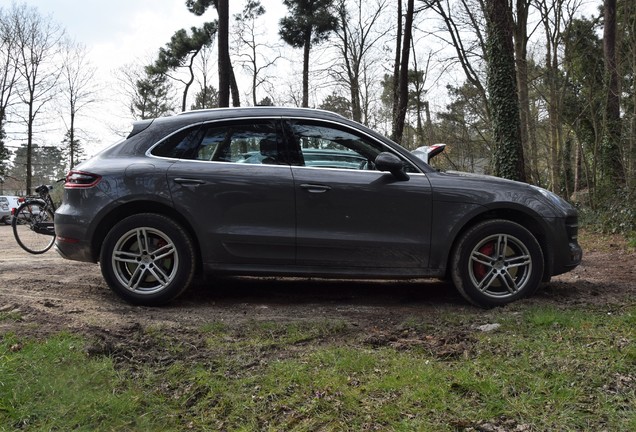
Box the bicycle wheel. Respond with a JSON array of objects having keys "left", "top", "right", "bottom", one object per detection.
[{"left": 12, "top": 201, "right": 56, "bottom": 254}]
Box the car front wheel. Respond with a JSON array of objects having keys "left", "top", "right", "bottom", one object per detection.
[
  {"left": 100, "top": 213, "right": 195, "bottom": 305},
  {"left": 451, "top": 219, "right": 544, "bottom": 308}
]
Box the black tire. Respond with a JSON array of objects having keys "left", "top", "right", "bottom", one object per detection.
[
  {"left": 12, "top": 201, "right": 56, "bottom": 254},
  {"left": 99, "top": 213, "right": 196, "bottom": 306},
  {"left": 450, "top": 219, "right": 544, "bottom": 308}
]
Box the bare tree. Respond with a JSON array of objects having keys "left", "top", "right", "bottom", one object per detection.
[
  {"left": 191, "top": 45, "right": 218, "bottom": 109},
  {"left": 11, "top": 4, "right": 64, "bottom": 194},
  {"left": 233, "top": 0, "right": 282, "bottom": 106},
  {"left": 332, "top": 0, "right": 388, "bottom": 124},
  {"left": 59, "top": 40, "right": 98, "bottom": 168},
  {"left": 0, "top": 7, "right": 19, "bottom": 128},
  {"left": 0, "top": 7, "right": 19, "bottom": 179},
  {"left": 420, "top": 0, "right": 489, "bottom": 118},
  {"left": 534, "top": 0, "right": 584, "bottom": 192}
]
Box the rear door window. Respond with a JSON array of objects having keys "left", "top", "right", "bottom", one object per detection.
[
  {"left": 151, "top": 120, "right": 285, "bottom": 165},
  {"left": 194, "top": 122, "right": 282, "bottom": 164}
]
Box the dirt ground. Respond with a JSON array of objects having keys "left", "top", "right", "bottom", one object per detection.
[{"left": 1, "top": 223, "right": 635, "bottom": 342}]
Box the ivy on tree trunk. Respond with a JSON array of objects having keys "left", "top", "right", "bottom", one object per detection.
[{"left": 484, "top": 0, "right": 526, "bottom": 182}]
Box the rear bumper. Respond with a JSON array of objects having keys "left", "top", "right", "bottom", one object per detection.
[{"left": 54, "top": 212, "right": 96, "bottom": 263}]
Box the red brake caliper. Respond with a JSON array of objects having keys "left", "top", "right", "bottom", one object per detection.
[{"left": 473, "top": 242, "right": 495, "bottom": 280}]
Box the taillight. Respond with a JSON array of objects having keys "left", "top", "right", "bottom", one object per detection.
[{"left": 65, "top": 171, "right": 101, "bottom": 188}]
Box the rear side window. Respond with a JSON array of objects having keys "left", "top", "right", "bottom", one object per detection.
[
  {"left": 151, "top": 121, "right": 284, "bottom": 165},
  {"left": 151, "top": 126, "right": 203, "bottom": 159},
  {"left": 195, "top": 121, "right": 283, "bottom": 165}
]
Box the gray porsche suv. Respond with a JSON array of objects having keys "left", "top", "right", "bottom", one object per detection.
[{"left": 55, "top": 107, "right": 582, "bottom": 307}]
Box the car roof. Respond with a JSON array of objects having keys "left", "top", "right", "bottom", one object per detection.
[
  {"left": 128, "top": 107, "right": 352, "bottom": 140},
  {"left": 150, "top": 107, "right": 349, "bottom": 129},
  {"left": 176, "top": 106, "right": 348, "bottom": 121}
]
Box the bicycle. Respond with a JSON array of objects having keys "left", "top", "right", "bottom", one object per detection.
[{"left": 11, "top": 181, "right": 61, "bottom": 254}]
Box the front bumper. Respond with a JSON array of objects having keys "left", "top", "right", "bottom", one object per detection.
[{"left": 548, "top": 215, "right": 582, "bottom": 277}]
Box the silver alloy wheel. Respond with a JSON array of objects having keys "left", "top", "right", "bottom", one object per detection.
[
  {"left": 467, "top": 233, "right": 532, "bottom": 299},
  {"left": 111, "top": 226, "right": 179, "bottom": 295}
]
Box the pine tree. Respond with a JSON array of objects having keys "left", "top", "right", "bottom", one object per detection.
[
  {"left": 191, "top": 85, "right": 219, "bottom": 110},
  {"left": 131, "top": 72, "right": 175, "bottom": 120}
]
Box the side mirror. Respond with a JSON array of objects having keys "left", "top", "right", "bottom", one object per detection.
[{"left": 375, "top": 152, "right": 409, "bottom": 181}]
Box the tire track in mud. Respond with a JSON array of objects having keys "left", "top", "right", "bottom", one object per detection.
[{"left": 2, "top": 225, "right": 635, "bottom": 336}]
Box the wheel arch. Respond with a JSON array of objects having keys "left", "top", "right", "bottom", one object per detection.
[
  {"left": 443, "top": 208, "right": 553, "bottom": 281},
  {"left": 90, "top": 200, "right": 202, "bottom": 270}
]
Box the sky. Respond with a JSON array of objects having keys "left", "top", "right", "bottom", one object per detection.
[
  {"left": 3, "top": 0, "right": 286, "bottom": 156},
  {"left": 31, "top": 0, "right": 215, "bottom": 64}
]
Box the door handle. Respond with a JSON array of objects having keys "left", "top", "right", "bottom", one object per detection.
[
  {"left": 174, "top": 178, "right": 206, "bottom": 185},
  {"left": 300, "top": 183, "right": 331, "bottom": 193}
]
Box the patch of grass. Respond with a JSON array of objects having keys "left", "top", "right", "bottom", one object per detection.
[
  {"left": 0, "top": 333, "right": 178, "bottom": 431},
  {"left": 1, "top": 309, "right": 634, "bottom": 430},
  {"left": 0, "top": 311, "right": 22, "bottom": 322},
  {"left": 135, "top": 308, "right": 634, "bottom": 430},
  {"left": 199, "top": 320, "right": 228, "bottom": 334}
]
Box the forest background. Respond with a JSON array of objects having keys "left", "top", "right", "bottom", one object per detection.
[{"left": 0, "top": 0, "right": 634, "bottom": 240}]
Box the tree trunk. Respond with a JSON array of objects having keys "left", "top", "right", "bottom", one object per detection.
[
  {"left": 182, "top": 53, "right": 197, "bottom": 112},
  {"left": 391, "top": 0, "right": 402, "bottom": 140},
  {"left": 547, "top": 37, "right": 560, "bottom": 192},
  {"left": 69, "top": 111, "right": 75, "bottom": 167},
  {"left": 485, "top": 0, "right": 525, "bottom": 182},
  {"left": 632, "top": 6, "right": 636, "bottom": 191},
  {"left": 302, "top": 28, "right": 311, "bottom": 108},
  {"left": 350, "top": 71, "right": 362, "bottom": 122},
  {"left": 26, "top": 103, "right": 33, "bottom": 194},
  {"left": 230, "top": 64, "right": 240, "bottom": 107},
  {"left": 217, "top": 0, "right": 230, "bottom": 107},
  {"left": 602, "top": 0, "right": 624, "bottom": 187},
  {"left": 513, "top": 0, "right": 533, "bottom": 182},
  {"left": 424, "top": 101, "right": 433, "bottom": 145},
  {"left": 392, "top": 0, "right": 414, "bottom": 145}
]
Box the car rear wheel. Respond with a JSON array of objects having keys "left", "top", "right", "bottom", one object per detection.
[
  {"left": 100, "top": 213, "right": 195, "bottom": 305},
  {"left": 451, "top": 219, "right": 544, "bottom": 308}
]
